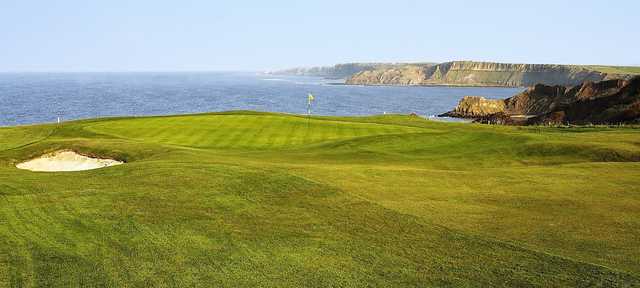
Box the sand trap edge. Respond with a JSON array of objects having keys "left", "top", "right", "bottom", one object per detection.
[{"left": 16, "top": 150, "right": 124, "bottom": 172}]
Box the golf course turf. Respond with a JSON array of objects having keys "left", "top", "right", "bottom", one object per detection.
[{"left": 1, "top": 111, "right": 639, "bottom": 287}]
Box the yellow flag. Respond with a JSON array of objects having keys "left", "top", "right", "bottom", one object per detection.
[{"left": 308, "top": 93, "right": 315, "bottom": 104}]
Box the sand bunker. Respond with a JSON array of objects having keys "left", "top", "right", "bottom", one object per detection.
[{"left": 16, "top": 150, "right": 123, "bottom": 172}]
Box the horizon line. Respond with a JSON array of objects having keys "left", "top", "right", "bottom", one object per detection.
[{"left": 1, "top": 61, "right": 639, "bottom": 74}]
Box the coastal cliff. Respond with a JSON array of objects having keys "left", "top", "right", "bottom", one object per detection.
[
  {"left": 440, "top": 76, "right": 640, "bottom": 125},
  {"left": 267, "top": 63, "right": 404, "bottom": 79},
  {"left": 443, "top": 96, "right": 505, "bottom": 117},
  {"left": 345, "top": 61, "right": 632, "bottom": 87}
]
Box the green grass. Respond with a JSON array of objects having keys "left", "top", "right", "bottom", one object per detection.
[
  {"left": 1, "top": 111, "right": 639, "bottom": 287},
  {"left": 583, "top": 65, "right": 640, "bottom": 75}
]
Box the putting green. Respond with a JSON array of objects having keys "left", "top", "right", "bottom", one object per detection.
[{"left": 86, "top": 114, "right": 429, "bottom": 149}]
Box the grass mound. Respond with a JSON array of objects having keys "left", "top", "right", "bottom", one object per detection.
[{"left": 1, "top": 111, "right": 639, "bottom": 286}]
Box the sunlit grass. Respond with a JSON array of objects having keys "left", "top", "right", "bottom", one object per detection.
[
  {"left": 1, "top": 111, "right": 639, "bottom": 287},
  {"left": 583, "top": 65, "right": 640, "bottom": 75}
]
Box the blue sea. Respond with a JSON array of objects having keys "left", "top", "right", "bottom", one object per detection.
[{"left": 0, "top": 72, "right": 522, "bottom": 126}]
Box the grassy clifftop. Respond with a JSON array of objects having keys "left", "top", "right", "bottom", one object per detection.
[
  {"left": 583, "top": 65, "right": 640, "bottom": 75},
  {"left": 1, "top": 112, "right": 639, "bottom": 286}
]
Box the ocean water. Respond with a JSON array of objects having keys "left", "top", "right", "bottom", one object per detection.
[{"left": 0, "top": 72, "right": 522, "bottom": 126}]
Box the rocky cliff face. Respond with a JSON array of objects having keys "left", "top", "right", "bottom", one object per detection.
[
  {"left": 530, "top": 78, "right": 640, "bottom": 125},
  {"left": 440, "top": 76, "right": 640, "bottom": 125},
  {"left": 346, "top": 61, "right": 631, "bottom": 87},
  {"left": 442, "top": 96, "right": 505, "bottom": 118}
]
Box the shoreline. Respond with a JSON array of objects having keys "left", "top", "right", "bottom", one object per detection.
[
  {"left": 1, "top": 110, "right": 471, "bottom": 129},
  {"left": 328, "top": 82, "right": 527, "bottom": 88}
]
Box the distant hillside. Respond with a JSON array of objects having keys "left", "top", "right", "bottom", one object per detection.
[
  {"left": 583, "top": 65, "right": 640, "bottom": 75},
  {"left": 267, "top": 63, "right": 430, "bottom": 79},
  {"left": 345, "top": 61, "right": 635, "bottom": 87}
]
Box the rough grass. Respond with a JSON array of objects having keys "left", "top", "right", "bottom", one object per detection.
[
  {"left": 1, "top": 111, "right": 639, "bottom": 287},
  {"left": 583, "top": 65, "right": 640, "bottom": 75}
]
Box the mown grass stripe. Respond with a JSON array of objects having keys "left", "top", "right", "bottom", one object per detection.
[
  {"left": 266, "top": 116, "right": 293, "bottom": 148},
  {"left": 254, "top": 116, "right": 282, "bottom": 149},
  {"left": 284, "top": 118, "right": 305, "bottom": 146},
  {"left": 218, "top": 115, "right": 249, "bottom": 148},
  {"left": 210, "top": 116, "right": 237, "bottom": 149},
  {"left": 236, "top": 115, "right": 264, "bottom": 148}
]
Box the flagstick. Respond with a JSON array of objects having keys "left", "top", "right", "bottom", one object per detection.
[
  {"left": 306, "top": 93, "right": 314, "bottom": 131},
  {"left": 307, "top": 102, "right": 310, "bottom": 129}
]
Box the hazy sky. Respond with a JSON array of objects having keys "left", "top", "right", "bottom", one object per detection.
[{"left": 1, "top": 0, "right": 638, "bottom": 71}]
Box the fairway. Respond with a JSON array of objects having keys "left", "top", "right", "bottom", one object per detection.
[{"left": 1, "top": 111, "right": 639, "bottom": 287}]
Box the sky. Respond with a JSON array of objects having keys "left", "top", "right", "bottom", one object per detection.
[{"left": 1, "top": 0, "right": 638, "bottom": 72}]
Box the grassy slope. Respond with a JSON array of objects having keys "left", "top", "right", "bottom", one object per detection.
[
  {"left": 1, "top": 111, "right": 639, "bottom": 287},
  {"left": 583, "top": 65, "right": 640, "bottom": 75}
]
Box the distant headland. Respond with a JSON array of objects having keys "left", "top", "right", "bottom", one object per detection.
[{"left": 269, "top": 61, "right": 640, "bottom": 87}]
